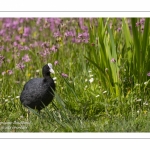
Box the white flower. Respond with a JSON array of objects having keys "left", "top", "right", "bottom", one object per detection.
[
  {"left": 144, "top": 81, "right": 148, "bottom": 85},
  {"left": 88, "top": 70, "right": 92, "bottom": 73},
  {"left": 89, "top": 74, "right": 94, "bottom": 77},
  {"left": 136, "top": 99, "right": 142, "bottom": 102},
  {"left": 143, "top": 102, "right": 148, "bottom": 105},
  {"left": 105, "top": 68, "right": 109, "bottom": 72},
  {"left": 103, "top": 91, "right": 107, "bottom": 94},
  {"left": 22, "top": 81, "right": 26, "bottom": 85},
  {"left": 36, "top": 70, "right": 40, "bottom": 73},
  {"left": 53, "top": 77, "right": 57, "bottom": 81},
  {"left": 85, "top": 79, "right": 88, "bottom": 82},
  {"left": 5, "top": 99, "right": 8, "bottom": 102},
  {"left": 96, "top": 95, "right": 100, "bottom": 97},
  {"left": 16, "top": 96, "right": 20, "bottom": 99},
  {"left": 89, "top": 78, "right": 94, "bottom": 83},
  {"left": 84, "top": 85, "right": 88, "bottom": 90}
]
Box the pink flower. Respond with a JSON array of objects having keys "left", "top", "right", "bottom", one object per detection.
[
  {"left": 147, "top": 72, "right": 150, "bottom": 77},
  {"left": 117, "top": 27, "right": 121, "bottom": 32},
  {"left": 7, "top": 70, "right": 13, "bottom": 75},
  {"left": 53, "top": 32, "right": 61, "bottom": 37},
  {"left": 136, "top": 22, "right": 140, "bottom": 27},
  {"left": 16, "top": 62, "right": 25, "bottom": 70},
  {"left": 15, "top": 35, "right": 21, "bottom": 41},
  {"left": 50, "top": 45, "right": 58, "bottom": 52},
  {"left": 54, "top": 61, "right": 58, "bottom": 66},
  {"left": 61, "top": 73, "right": 68, "bottom": 78},
  {"left": 140, "top": 18, "right": 145, "bottom": 25},
  {"left": 22, "top": 54, "right": 30, "bottom": 62},
  {"left": 0, "top": 29, "right": 5, "bottom": 36},
  {"left": 0, "top": 55, "right": 5, "bottom": 61},
  {"left": 2, "top": 71, "right": 6, "bottom": 76},
  {"left": 13, "top": 41, "right": 18, "bottom": 47},
  {"left": 41, "top": 42, "right": 49, "bottom": 48},
  {"left": 23, "top": 27, "right": 31, "bottom": 37},
  {"left": 111, "top": 58, "right": 116, "bottom": 63}
]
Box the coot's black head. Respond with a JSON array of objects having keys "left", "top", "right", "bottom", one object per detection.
[{"left": 42, "top": 63, "right": 55, "bottom": 77}]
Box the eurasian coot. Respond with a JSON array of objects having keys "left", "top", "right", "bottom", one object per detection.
[{"left": 20, "top": 63, "right": 55, "bottom": 112}]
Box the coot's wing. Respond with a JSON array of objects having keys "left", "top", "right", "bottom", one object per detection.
[{"left": 20, "top": 78, "right": 44, "bottom": 105}]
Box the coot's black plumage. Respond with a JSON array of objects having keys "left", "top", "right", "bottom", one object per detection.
[{"left": 20, "top": 63, "right": 55, "bottom": 112}]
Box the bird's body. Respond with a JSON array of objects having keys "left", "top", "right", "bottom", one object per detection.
[{"left": 20, "top": 63, "right": 55, "bottom": 112}]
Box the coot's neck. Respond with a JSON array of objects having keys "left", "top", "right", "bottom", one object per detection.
[{"left": 43, "top": 72, "right": 51, "bottom": 82}]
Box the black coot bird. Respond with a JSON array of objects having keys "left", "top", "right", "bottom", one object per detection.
[{"left": 20, "top": 63, "right": 55, "bottom": 112}]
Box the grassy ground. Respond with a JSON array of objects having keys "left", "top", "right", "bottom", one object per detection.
[{"left": 0, "top": 18, "right": 150, "bottom": 132}]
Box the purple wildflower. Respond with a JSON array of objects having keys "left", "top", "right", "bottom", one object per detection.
[
  {"left": 39, "top": 27, "right": 43, "bottom": 31},
  {"left": 61, "top": 73, "right": 68, "bottom": 78},
  {"left": 0, "top": 46, "right": 4, "bottom": 51},
  {"left": 82, "top": 32, "right": 89, "bottom": 38},
  {"left": 41, "top": 42, "right": 49, "bottom": 48},
  {"left": 82, "top": 26, "right": 88, "bottom": 31},
  {"left": 30, "top": 41, "right": 39, "bottom": 48},
  {"left": 54, "top": 18, "right": 62, "bottom": 25},
  {"left": 0, "top": 55, "right": 5, "bottom": 61},
  {"left": 13, "top": 41, "right": 18, "bottom": 47},
  {"left": 15, "top": 35, "right": 21, "bottom": 41},
  {"left": 5, "top": 22, "right": 12, "bottom": 28},
  {"left": 20, "top": 38, "right": 26, "bottom": 43},
  {"left": 36, "top": 18, "right": 41, "bottom": 25},
  {"left": 64, "top": 30, "right": 76, "bottom": 37},
  {"left": 39, "top": 49, "right": 50, "bottom": 57},
  {"left": 147, "top": 72, "right": 150, "bottom": 76},
  {"left": 140, "top": 18, "right": 145, "bottom": 25},
  {"left": 141, "top": 25, "right": 144, "bottom": 31},
  {"left": 17, "top": 44, "right": 24, "bottom": 51},
  {"left": 136, "top": 22, "right": 140, "bottom": 27},
  {"left": 23, "top": 46, "right": 30, "bottom": 51},
  {"left": 16, "top": 62, "right": 25, "bottom": 70},
  {"left": 0, "top": 29, "right": 5, "bottom": 36},
  {"left": 82, "top": 39, "right": 89, "bottom": 43},
  {"left": 78, "top": 33, "right": 83, "bottom": 38},
  {"left": 5, "top": 36, "right": 11, "bottom": 42},
  {"left": 111, "top": 58, "right": 116, "bottom": 63},
  {"left": 22, "top": 54, "right": 30, "bottom": 62},
  {"left": 79, "top": 18, "right": 84, "bottom": 30},
  {"left": 54, "top": 60, "right": 58, "bottom": 66},
  {"left": 12, "top": 20, "right": 19, "bottom": 29},
  {"left": 2, "top": 71, "right": 6, "bottom": 76},
  {"left": 74, "top": 38, "right": 81, "bottom": 43},
  {"left": 23, "top": 27, "right": 31, "bottom": 37},
  {"left": 7, "top": 70, "right": 13, "bottom": 75},
  {"left": 117, "top": 27, "right": 121, "bottom": 32},
  {"left": 53, "top": 32, "right": 61, "bottom": 37},
  {"left": 50, "top": 45, "right": 58, "bottom": 52},
  {"left": 19, "top": 18, "right": 24, "bottom": 23},
  {"left": 46, "top": 18, "right": 55, "bottom": 31}
]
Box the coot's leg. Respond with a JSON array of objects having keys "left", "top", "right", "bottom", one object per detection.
[{"left": 27, "top": 109, "right": 30, "bottom": 121}]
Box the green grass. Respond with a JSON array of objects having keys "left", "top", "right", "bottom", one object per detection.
[{"left": 0, "top": 18, "right": 150, "bottom": 132}]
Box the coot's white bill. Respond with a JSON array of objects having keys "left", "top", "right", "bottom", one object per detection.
[{"left": 48, "top": 63, "right": 55, "bottom": 74}]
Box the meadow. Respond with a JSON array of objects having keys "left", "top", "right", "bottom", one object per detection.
[{"left": 0, "top": 18, "right": 150, "bottom": 132}]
